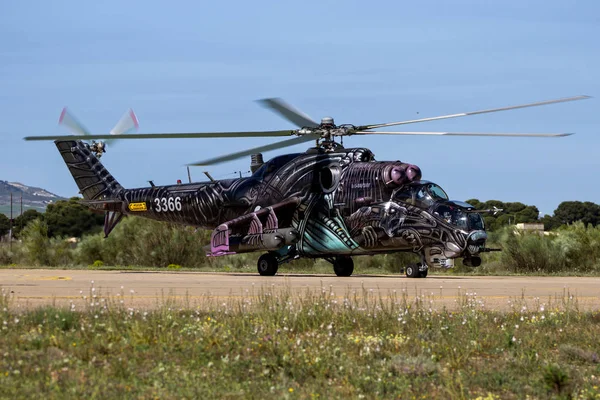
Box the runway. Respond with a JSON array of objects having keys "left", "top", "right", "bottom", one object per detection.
[{"left": 1, "top": 269, "right": 599, "bottom": 311}]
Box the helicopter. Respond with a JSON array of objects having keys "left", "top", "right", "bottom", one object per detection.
[{"left": 25, "top": 95, "right": 589, "bottom": 278}]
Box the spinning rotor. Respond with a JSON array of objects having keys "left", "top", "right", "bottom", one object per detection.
[
  {"left": 25, "top": 95, "right": 590, "bottom": 164},
  {"left": 56, "top": 107, "right": 139, "bottom": 158}
]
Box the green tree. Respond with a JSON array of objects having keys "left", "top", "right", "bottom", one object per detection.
[
  {"left": 465, "top": 199, "right": 482, "bottom": 208},
  {"left": 553, "top": 201, "right": 600, "bottom": 227},
  {"left": 0, "top": 213, "right": 10, "bottom": 239},
  {"left": 540, "top": 214, "right": 561, "bottom": 231},
  {"left": 44, "top": 197, "right": 104, "bottom": 238},
  {"left": 12, "top": 209, "right": 44, "bottom": 238},
  {"left": 464, "top": 199, "right": 539, "bottom": 231}
]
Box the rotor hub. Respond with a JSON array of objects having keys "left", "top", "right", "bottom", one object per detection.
[
  {"left": 320, "top": 116, "right": 335, "bottom": 126},
  {"left": 89, "top": 141, "right": 106, "bottom": 158}
]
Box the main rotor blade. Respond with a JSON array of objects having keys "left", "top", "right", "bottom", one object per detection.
[
  {"left": 58, "top": 107, "right": 91, "bottom": 136},
  {"left": 360, "top": 95, "right": 591, "bottom": 130},
  {"left": 353, "top": 131, "right": 574, "bottom": 137},
  {"left": 187, "top": 134, "right": 319, "bottom": 166},
  {"left": 257, "top": 98, "right": 319, "bottom": 128},
  {"left": 24, "top": 130, "right": 295, "bottom": 141}
]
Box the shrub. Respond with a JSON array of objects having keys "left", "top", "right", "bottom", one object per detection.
[
  {"left": 48, "top": 236, "right": 74, "bottom": 266},
  {"left": 0, "top": 244, "right": 13, "bottom": 265},
  {"left": 542, "top": 364, "right": 571, "bottom": 396},
  {"left": 77, "top": 217, "right": 210, "bottom": 268},
  {"left": 0, "top": 242, "right": 26, "bottom": 266},
  {"left": 554, "top": 222, "right": 600, "bottom": 272},
  {"left": 496, "top": 223, "right": 600, "bottom": 274},
  {"left": 383, "top": 252, "right": 420, "bottom": 273},
  {"left": 76, "top": 235, "right": 105, "bottom": 265},
  {"left": 285, "top": 257, "right": 317, "bottom": 271},
  {"left": 500, "top": 228, "right": 566, "bottom": 273},
  {"left": 20, "top": 219, "right": 51, "bottom": 266}
]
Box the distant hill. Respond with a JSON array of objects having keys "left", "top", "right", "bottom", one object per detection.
[{"left": 0, "top": 180, "right": 66, "bottom": 217}]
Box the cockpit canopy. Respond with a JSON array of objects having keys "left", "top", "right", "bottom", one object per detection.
[
  {"left": 393, "top": 181, "right": 484, "bottom": 231},
  {"left": 392, "top": 181, "right": 449, "bottom": 209},
  {"left": 433, "top": 201, "right": 485, "bottom": 231}
]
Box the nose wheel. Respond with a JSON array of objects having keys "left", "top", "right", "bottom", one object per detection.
[
  {"left": 257, "top": 253, "right": 279, "bottom": 276},
  {"left": 406, "top": 262, "right": 428, "bottom": 278}
]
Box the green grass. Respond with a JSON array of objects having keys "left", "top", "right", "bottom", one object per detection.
[{"left": 0, "top": 285, "right": 599, "bottom": 399}]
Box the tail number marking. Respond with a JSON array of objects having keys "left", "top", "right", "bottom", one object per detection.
[{"left": 154, "top": 197, "right": 182, "bottom": 212}]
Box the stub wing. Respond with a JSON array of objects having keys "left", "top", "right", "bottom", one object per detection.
[{"left": 206, "top": 198, "right": 301, "bottom": 256}]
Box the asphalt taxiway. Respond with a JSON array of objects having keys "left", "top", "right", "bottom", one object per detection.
[{"left": 1, "top": 270, "right": 598, "bottom": 311}]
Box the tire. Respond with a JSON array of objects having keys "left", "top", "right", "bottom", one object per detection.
[
  {"left": 419, "top": 268, "right": 428, "bottom": 278},
  {"left": 333, "top": 256, "right": 354, "bottom": 277},
  {"left": 257, "top": 253, "right": 279, "bottom": 276},
  {"left": 405, "top": 263, "right": 420, "bottom": 278}
]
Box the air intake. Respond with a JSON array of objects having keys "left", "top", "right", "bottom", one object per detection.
[{"left": 250, "top": 153, "right": 264, "bottom": 173}]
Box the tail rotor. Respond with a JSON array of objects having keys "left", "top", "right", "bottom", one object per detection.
[
  {"left": 58, "top": 107, "right": 139, "bottom": 158},
  {"left": 109, "top": 108, "right": 139, "bottom": 137},
  {"left": 58, "top": 107, "right": 91, "bottom": 136}
]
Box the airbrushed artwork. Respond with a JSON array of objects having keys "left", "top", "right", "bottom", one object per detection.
[{"left": 28, "top": 95, "right": 589, "bottom": 277}]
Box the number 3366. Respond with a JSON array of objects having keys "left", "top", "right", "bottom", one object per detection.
[{"left": 154, "top": 197, "right": 182, "bottom": 212}]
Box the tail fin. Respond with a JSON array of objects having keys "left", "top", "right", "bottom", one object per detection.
[{"left": 55, "top": 140, "right": 123, "bottom": 201}]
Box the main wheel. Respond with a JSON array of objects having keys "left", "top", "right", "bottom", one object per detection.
[
  {"left": 405, "top": 263, "right": 420, "bottom": 278},
  {"left": 257, "top": 253, "right": 279, "bottom": 276},
  {"left": 333, "top": 256, "right": 354, "bottom": 277},
  {"left": 419, "top": 268, "right": 428, "bottom": 278}
]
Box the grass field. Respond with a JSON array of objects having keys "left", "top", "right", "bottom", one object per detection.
[{"left": 0, "top": 285, "right": 599, "bottom": 399}]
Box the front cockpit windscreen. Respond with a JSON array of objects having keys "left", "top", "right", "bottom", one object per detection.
[
  {"left": 434, "top": 204, "right": 468, "bottom": 230},
  {"left": 468, "top": 212, "right": 485, "bottom": 231},
  {"left": 393, "top": 182, "right": 449, "bottom": 208},
  {"left": 392, "top": 182, "right": 484, "bottom": 231},
  {"left": 433, "top": 203, "right": 485, "bottom": 231}
]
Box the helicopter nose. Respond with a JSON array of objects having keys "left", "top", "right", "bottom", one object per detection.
[
  {"left": 406, "top": 164, "right": 422, "bottom": 182},
  {"left": 465, "top": 230, "right": 487, "bottom": 255}
]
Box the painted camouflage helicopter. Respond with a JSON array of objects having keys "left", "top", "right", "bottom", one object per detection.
[{"left": 25, "top": 95, "right": 589, "bottom": 277}]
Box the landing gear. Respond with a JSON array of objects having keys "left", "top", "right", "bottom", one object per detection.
[
  {"left": 257, "top": 253, "right": 279, "bottom": 276},
  {"left": 405, "top": 263, "right": 419, "bottom": 278},
  {"left": 406, "top": 262, "right": 428, "bottom": 278},
  {"left": 462, "top": 256, "right": 482, "bottom": 267},
  {"left": 333, "top": 256, "right": 354, "bottom": 277}
]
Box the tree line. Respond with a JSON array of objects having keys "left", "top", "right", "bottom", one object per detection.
[
  {"left": 466, "top": 199, "right": 600, "bottom": 232},
  {"left": 0, "top": 197, "right": 104, "bottom": 240}
]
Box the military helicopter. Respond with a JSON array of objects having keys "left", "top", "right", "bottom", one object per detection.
[{"left": 25, "top": 95, "right": 589, "bottom": 277}]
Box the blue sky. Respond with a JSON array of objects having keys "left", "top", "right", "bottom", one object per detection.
[{"left": 0, "top": 0, "right": 598, "bottom": 215}]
